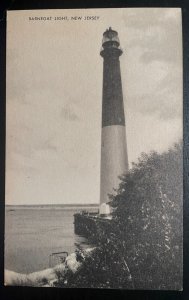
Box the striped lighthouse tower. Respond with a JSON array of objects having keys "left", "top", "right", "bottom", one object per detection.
[{"left": 99, "top": 27, "right": 129, "bottom": 215}]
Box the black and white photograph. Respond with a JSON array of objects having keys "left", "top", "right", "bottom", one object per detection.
[{"left": 5, "top": 8, "right": 183, "bottom": 290}]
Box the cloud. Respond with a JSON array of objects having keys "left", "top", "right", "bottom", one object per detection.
[
  {"left": 126, "top": 64, "right": 182, "bottom": 121},
  {"left": 124, "top": 8, "right": 180, "bottom": 30},
  {"left": 61, "top": 105, "right": 79, "bottom": 122},
  {"left": 40, "top": 139, "right": 57, "bottom": 151},
  {"left": 128, "top": 91, "right": 181, "bottom": 121},
  {"left": 121, "top": 9, "right": 182, "bottom": 121},
  {"left": 34, "top": 137, "right": 58, "bottom": 153},
  {"left": 139, "top": 26, "right": 181, "bottom": 65},
  {"left": 123, "top": 8, "right": 181, "bottom": 65}
]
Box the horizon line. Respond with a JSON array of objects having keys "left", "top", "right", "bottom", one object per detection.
[{"left": 5, "top": 203, "right": 99, "bottom": 206}]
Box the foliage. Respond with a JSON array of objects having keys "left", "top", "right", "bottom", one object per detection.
[
  {"left": 110, "top": 142, "right": 183, "bottom": 289},
  {"left": 56, "top": 142, "right": 183, "bottom": 289}
]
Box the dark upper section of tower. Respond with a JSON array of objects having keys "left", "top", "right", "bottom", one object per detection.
[
  {"left": 100, "top": 27, "right": 122, "bottom": 58},
  {"left": 101, "top": 28, "right": 125, "bottom": 127}
]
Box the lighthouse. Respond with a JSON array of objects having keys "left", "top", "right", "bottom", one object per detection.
[
  {"left": 99, "top": 27, "right": 129, "bottom": 215},
  {"left": 74, "top": 28, "right": 128, "bottom": 233}
]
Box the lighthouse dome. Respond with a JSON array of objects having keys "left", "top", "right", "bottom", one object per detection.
[{"left": 102, "top": 27, "right": 120, "bottom": 48}]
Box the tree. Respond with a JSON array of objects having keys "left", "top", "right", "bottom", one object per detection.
[
  {"left": 110, "top": 142, "right": 183, "bottom": 289},
  {"left": 56, "top": 142, "right": 183, "bottom": 289}
]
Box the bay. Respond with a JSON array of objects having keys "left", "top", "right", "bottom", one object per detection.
[{"left": 5, "top": 205, "right": 98, "bottom": 274}]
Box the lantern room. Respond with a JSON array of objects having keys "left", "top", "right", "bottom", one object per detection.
[{"left": 100, "top": 27, "right": 122, "bottom": 58}]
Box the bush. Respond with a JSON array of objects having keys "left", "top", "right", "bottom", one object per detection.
[
  {"left": 56, "top": 142, "right": 183, "bottom": 289},
  {"left": 110, "top": 142, "right": 183, "bottom": 289}
]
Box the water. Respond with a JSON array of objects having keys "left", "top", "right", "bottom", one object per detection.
[{"left": 5, "top": 205, "right": 98, "bottom": 274}]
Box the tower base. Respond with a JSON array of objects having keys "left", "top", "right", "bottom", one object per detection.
[{"left": 99, "top": 203, "right": 111, "bottom": 215}]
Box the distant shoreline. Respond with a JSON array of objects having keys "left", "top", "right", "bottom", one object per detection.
[{"left": 5, "top": 204, "right": 99, "bottom": 210}]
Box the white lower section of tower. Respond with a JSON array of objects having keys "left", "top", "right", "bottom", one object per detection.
[{"left": 99, "top": 125, "right": 128, "bottom": 215}]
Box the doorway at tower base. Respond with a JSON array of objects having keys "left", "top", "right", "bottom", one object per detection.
[{"left": 99, "top": 203, "right": 111, "bottom": 216}]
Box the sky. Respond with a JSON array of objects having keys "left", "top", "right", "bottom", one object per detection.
[{"left": 6, "top": 8, "right": 182, "bottom": 205}]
